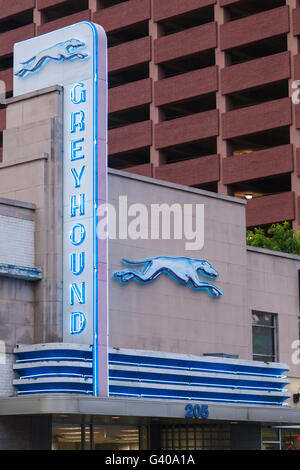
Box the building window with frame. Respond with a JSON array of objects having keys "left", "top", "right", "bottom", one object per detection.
[{"left": 252, "top": 311, "right": 278, "bottom": 362}]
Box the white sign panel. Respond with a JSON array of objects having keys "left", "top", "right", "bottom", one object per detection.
[{"left": 14, "top": 22, "right": 108, "bottom": 396}]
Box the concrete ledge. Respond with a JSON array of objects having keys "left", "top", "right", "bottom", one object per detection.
[
  {"left": 108, "top": 168, "right": 246, "bottom": 205},
  {"left": 0, "top": 395, "right": 299, "bottom": 424},
  {"left": 0, "top": 153, "right": 48, "bottom": 170},
  {"left": 0, "top": 197, "right": 36, "bottom": 211},
  {"left": 3, "top": 85, "right": 63, "bottom": 105},
  {"left": 247, "top": 245, "right": 300, "bottom": 262},
  {"left": 0, "top": 264, "right": 42, "bottom": 281}
]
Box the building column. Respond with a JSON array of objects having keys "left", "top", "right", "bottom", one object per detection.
[
  {"left": 230, "top": 423, "right": 261, "bottom": 450},
  {"left": 149, "top": 1, "right": 165, "bottom": 172},
  {"left": 287, "top": 0, "right": 300, "bottom": 229},
  {"left": 148, "top": 423, "right": 161, "bottom": 450},
  {"left": 89, "top": 0, "right": 98, "bottom": 12},
  {"left": 214, "top": 3, "right": 231, "bottom": 196},
  {"left": 0, "top": 415, "right": 52, "bottom": 450},
  {"left": 32, "top": 415, "right": 52, "bottom": 450}
]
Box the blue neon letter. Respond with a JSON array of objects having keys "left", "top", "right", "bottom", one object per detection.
[
  {"left": 71, "top": 166, "right": 85, "bottom": 188},
  {"left": 71, "top": 139, "right": 85, "bottom": 161},
  {"left": 70, "top": 282, "right": 86, "bottom": 305},
  {"left": 71, "top": 111, "right": 85, "bottom": 133},
  {"left": 70, "top": 194, "right": 85, "bottom": 218},
  {"left": 70, "top": 252, "right": 85, "bottom": 276},
  {"left": 71, "top": 82, "right": 87, "bottom": 104},
  {"left": 69, "top": 223, "right": 86, "bottom": 246},
  {"left": 70, "top": 311, "right": 86, "bottom": 334}
]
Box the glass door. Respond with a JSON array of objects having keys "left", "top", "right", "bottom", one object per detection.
[{"left": 52, "top": 422, "right": 140, "bottom": 450}]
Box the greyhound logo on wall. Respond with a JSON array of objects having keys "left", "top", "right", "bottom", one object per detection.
[
  {"left": 14, "top": 38, "right": 88, "bottom": 78},
  {"left": 113, "top": 257, "right": 223, "bottom": 298}
]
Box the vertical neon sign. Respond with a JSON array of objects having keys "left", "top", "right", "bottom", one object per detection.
[
  {"left": 63, "top": 24, "right": 108, "bottom": 398},
  {"left": 68, "top": 81, "right": 88, "bottom": 336},
  {"left": 13, "top": 22, "right": 108, "bottom": 397}
]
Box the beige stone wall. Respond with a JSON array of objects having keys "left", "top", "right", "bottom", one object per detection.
[
  {"left": 0, "top": 87, "right": 63, "bottom": 344},
  {"left": 247, "top": 249, "right": 300, "bottom": 371},
  {"left": 108, "top": 171, "right": 250, "bottom": 359},
  {"left": 0, "top": 276, "right": 35, "bottom": 396},
  {"left": 247, "top": 248, "right": 300, "bottom": 407}
]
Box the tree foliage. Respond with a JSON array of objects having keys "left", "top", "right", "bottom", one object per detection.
[{"left": 246, "top": 221, "right": 300, "bottom": 255}]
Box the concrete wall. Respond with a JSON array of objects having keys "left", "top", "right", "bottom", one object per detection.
[
  {"left": 0, "top": 87, "right": 63, "bottom": 345},
  {"left": 0, "top": 415, "right": 52, "bottom": 450},
  {"left": 230, "top": 423, "right": 261, "bottom": 450},
  {"left": 108, "top": 172, "right": 300, "bottom": 407},
  {"left": 0, "top": 277, "right": 35, "bottom": 396},
  {"left": 108, "top": 170, "right": 249, "bottom": 358},
  {"left": 247, "top": 248, "right": 300, "bottom": 372},
  {"left": 0, "top": 196, "right": 38, "bottom": 397},
  {"left": 247, "top": 247, "right": 300, "bottom": 406}
]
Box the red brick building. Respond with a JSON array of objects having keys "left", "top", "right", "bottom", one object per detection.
[{"left": 0, "top": 0, "right": 300, "bottom": 227}]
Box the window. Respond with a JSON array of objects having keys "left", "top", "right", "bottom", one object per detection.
[
  {"left": 52, "top": 422, "right": 140, "bottom": 450},
  {"left": 262, "top": 427, "right": 300, "bottom": 450},
  {"left": 252, "top": 311, "right": 278, "bottom": 362},
  {"left": 261, "top": 427, "right": 281, "bottom": 450},
  {"left": 160, "top": 424, "right": 230, "bottom": 450}
]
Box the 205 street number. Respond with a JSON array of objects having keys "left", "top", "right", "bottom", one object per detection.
[{"left": 185, "top": 404, "right": 209, "bottom": 419}]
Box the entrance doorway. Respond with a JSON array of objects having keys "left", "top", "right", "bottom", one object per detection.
[
  {"left": 160, "top": 423, "right": 231, "bottom": 450},
  {"left": 52, "top": 423, "right": 140, "bottom": 450}
]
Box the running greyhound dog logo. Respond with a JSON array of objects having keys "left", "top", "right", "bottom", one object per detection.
[
  {"left": 14, "top": 38, "right": 88, "bottom": 78},
  {"left": 113, "top": 256, "right": 223, "bottom": 298}
]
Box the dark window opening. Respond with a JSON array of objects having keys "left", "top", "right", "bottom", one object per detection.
[
  {"left": 0, "top": 10, "right": 33, "bottom": 34},
  {"left": 192, "top": 182, "right": 218, "bottom": 193},
  {"left": 228, "top": 35, "right": 287, "bottom": 66},
  {"left": 163, "top": 138, "right": 217, "bottom": 164},
  {"left": 41, "top": 0, "right": 89, "bottom": 23},
  {"left": 226, "top": 0, "right": 286, "bottom": 22},
  {"left": 109, "top": 147, "right": 150, "bottom": 170},
  {"left": 0, "top": 55, "right": 13, "bottom": 72},
  {"left": 228, "top": 126, "right": 290, "bottom": 156},
  {"left": 248, "top": 221, "right": 291, "bottom": 234},
  {"left": 97, "top": 0, "right": 127, "bottom": 8},
  {"left": 229, "top": 173, "right": 291, "bottom": 200},
  {"left": 160, "top": 94, "right": 216, "bottom": 121},
  {"left": 158, "top": 6, "right": 214, "bottom": 36},
  {"left": 228, "top": 80, "right": 289, "bottom": 111},
  {"left": 252, "top": 311, "right": 278, "bottom": 363},
  {"left": 109, "top": 105, "right": 150, "bottom": 130},
  {"left": 160, "top": 50, "right": 215, "bottom": 79},
  {"left": 0, "top": 132, "right": 3, "bottom": 162},
  {"left": 108, "top": 63, "right": 149, "bottom": 88},
  {"left": 107, "top": 22, "right": 149, "bottom": 48}
]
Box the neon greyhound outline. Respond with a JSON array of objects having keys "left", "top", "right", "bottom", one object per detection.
[
  {"left": 113, "top": 257, "right": 223, "bottom": 298},
  {"left": 14, "top": 38, "right": 88, "bottom": 78}
]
